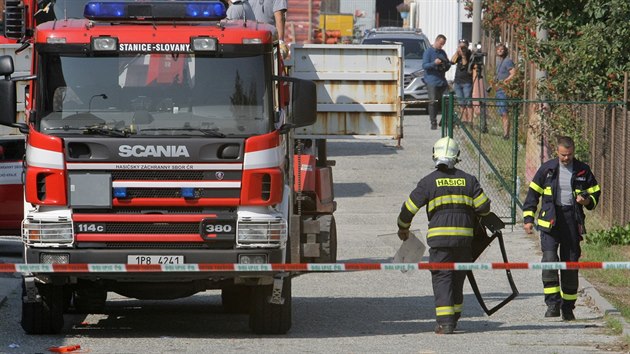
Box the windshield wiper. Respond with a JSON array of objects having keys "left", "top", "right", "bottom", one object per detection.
[
  {"left": 44, "top": 124, "right": 130, "bottom": 137},
  {"left": 138, "top": 128, "right": 226, "bottom": 137},
  {"left": 83, "top": 125, "right": 130, "bottom": 137}
]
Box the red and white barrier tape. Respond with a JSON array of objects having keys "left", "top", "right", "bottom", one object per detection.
[{"left": 0, "top": 262, "right": 629, "bottom": 273}]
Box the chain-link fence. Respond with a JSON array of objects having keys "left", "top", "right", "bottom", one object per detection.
[{"left": 442, "top": 94, "right": 629, "bottom": 232}]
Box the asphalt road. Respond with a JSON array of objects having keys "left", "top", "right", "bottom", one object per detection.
[{"left": 0, "top": 114, "right": 627, "bottom": 353}]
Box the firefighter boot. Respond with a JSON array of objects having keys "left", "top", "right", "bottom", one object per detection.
[
  {"left": 434, "top": 323, "right": 455, "bottom": 334},
  {"left": 561, "top": 308, "right": 576, "bottom": 321},
  {"left": 545, "top": 304, "right": 560, "bottom": 317}
]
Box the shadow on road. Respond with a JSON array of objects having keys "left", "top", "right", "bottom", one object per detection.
[
  {"left": 333, "top": 182, "right": 373, "bottom": 198},
  {"left": 56, "top": 292, "right": 582, "bottom": 339}
]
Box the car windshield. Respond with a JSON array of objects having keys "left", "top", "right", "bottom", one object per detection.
[
  {"left": 37, "top": 53, "right": 272, "bottom": 137},
  {"left": 362, "top": 37, "right": 427, "bottom": 60}
]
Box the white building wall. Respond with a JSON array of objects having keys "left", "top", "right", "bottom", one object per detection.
[
  {"left": 413, "top": 0, "right": 466, "bottom": 81},
  {"left": 339, "top": 0, "right": 376, "bottom": 36}
]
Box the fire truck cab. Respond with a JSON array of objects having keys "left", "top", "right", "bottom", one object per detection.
[{"left": 0, "top": 0, "right": 327, "bottom": 335}]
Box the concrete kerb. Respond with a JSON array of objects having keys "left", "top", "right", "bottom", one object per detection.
[{"left": 581, "top": 275, "right": 630, "bottom": 336}]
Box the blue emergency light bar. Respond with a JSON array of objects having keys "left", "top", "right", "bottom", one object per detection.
[{"left": 84, "top": 1, "right": 226, "bottom": 21}]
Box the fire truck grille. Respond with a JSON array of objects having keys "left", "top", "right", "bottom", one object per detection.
[
  {"left": 111, "top": 170, "right": 242, "bottom": 181},
  {"left": 123, "top": 188, "right": 240, "bottom": 199},
  {"left": 74, "top": 207, "right": 235, "bottom": 214},
  {"left": 76, "top": 223, "right": 201, "bottom": 234},
  {"left": 103, "top": 242, "right": 212, "bottom": 249},
  {"left": 75, "top": 207, "right": 233, "bottom": 214}
]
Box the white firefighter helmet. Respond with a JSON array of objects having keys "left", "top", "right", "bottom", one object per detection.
[{"left": 432, "top": 137, "right": 460, "bottom": 169}]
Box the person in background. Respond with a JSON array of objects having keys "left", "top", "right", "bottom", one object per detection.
[
  {"left": 494, "top": 43, "right": 516, "bottom": 139},
  {"left": 397, "top": 137, "right": 491, "bottom": 334},
  {"left": 451, "top": 39, "right": 473, "bottom": 126},
  {"left": 251, "top": 0, "right": 288, "bottom": 57},
  {"left": 523, "top": 136, "right": 601, "bottom": 321},
  {"left": 422, "top": 34, "right": 451, "bottom": 130},
  {"left": 226, "top": 0, "right": 256, "bottom": 21}
]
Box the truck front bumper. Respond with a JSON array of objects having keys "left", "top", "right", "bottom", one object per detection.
[{"left": 25, "top": 247, "right": 285, "bottom": 281}]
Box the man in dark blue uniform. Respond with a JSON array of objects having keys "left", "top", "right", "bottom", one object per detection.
[
  {"left": 422, "top": 35, "right": 451, "bottom": 130},
  {"left": 523, "top": 136, "right": 601, "bottom": 320},
  {"left": 397, "top": 137, "right": 491, "bottom": 334}
]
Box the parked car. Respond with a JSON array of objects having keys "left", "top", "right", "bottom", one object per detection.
[
  {"left": 0, "top": 135, "right": 25, "bottom": 235},
  {"left": 361, "top": 27, "right": 431, "bottom": 109}
]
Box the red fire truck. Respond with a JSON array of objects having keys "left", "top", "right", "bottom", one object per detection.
[{"left": 0, "top": 0, "right": 337, "bottom": 335}]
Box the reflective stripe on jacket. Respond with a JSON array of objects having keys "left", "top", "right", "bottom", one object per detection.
[
  {"left": 522, "top": 158, "right": 600, "bottom": 233},
  {"left": 397, "top": 167, "right": 491, "bottom": 248}
]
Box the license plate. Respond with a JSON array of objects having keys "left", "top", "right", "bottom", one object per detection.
[{"left": 127, "top": 255, "right": 184, "bottom": 265}]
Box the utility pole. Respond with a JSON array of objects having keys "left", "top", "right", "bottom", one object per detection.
[{"left": 472, "top": 0, "right": 482, "bottom": 47}]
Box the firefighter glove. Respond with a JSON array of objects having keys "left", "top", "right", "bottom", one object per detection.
[{"left": 397, "top": 228, "right": 410, "bottom": 241}]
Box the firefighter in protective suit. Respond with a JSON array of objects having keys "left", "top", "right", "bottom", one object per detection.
[
  {"left": 397, "top": 137, "right": 491, "bottom": 334},
  {"left": 523, "top": 136, "right": 600, "bottom": 320}
]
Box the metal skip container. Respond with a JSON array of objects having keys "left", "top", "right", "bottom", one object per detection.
[{"left": 287, "top": 44, "right": 403, "bottom": 139}]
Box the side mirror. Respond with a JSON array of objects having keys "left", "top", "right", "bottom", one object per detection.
[
  {"left": 273, "top": 75, "right": 317, "bottom": 131},
  {"left": 289, "top": 78, "right": 317, "bottom": 128},
  {"left": 0, "top": 55, "right": 18, "bottom": 128}
]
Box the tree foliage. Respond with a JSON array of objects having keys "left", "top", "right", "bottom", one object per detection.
[{"left": 469, "top": 0, "right": 630, "bottom": 101}]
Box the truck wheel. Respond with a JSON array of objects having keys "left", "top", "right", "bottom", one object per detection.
[
  {"left": 221, "top": 285, "right": 251, "bottom": 314},
  {"left": 249, "top": 278, "right": 292, "bottom": 334},
  {"left": 21, "top": 280, "right": 64, "bottom": 334},
  {"left": 62, "top": 287, "right": 73, "bottom": 313},
  {"left": 73, "top": 283, "right": 107, "bottom": 314},
  {"left": 316, "top": 214, "right": 337, "bottom": 263}
]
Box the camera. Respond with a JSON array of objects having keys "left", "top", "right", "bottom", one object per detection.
[
  {"left": 471, "top": 50, "right": 486, "bottom": 66},
  {"left": 437, "top": 61, "right": 449, "bottom": 73},
  {"left": 470, "top": 42, "right": 486, "bottom": 67}
]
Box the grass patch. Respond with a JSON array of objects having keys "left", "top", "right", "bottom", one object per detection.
[
  {"left": 605, "top": 315, "right": 623, "bottom": 335},
  {"left": 581, "top": 244, "right": 630, "bottom": 322}
]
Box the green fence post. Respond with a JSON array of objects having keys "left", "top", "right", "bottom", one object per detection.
[{"left": 511, "top": 102, "right": 519, "bottom": 225}]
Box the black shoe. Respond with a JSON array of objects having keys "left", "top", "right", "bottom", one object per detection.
[
  {"left": 430, "top": 124, "right": 438, "bottom": 130},
  {"left": 434, "top": 323, "right": 455, "bottom": 334},
  {"left": 502, "top": 135, "right": 510, "bottom": 140},
  {"left": 481, "top": 127, "right": 488, "bottom": 133},
  {"left": 561, "top": 309, "right": 575, "bottom": 321},
  {"left": 545, "top": 304, "right": 560, "bottom": 317}
]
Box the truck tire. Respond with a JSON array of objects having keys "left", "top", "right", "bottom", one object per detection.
[
  {"left": 316, "top": 214, "right": 337, "bottom": 263},
  {"left": 21, "top": 281, "right": 64, "bottom": 334},
  {"left": 249, "top": 278, "right": 292, "bottom": 334},
  {"left": 73, "top": 283, "right": 107, "bottom": 314},
  {"left": 221, "top": 285, "right": 251, "bottom": 314}
]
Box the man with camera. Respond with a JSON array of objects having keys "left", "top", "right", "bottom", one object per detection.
[
  {"left": 522, "top": 136, "right": 601, "bottom": 321},
  {"left": 422, "top": 34, "right": 451, "bottom": 130},
  {"left": 451, "top": 39, "right": 473, "bottom": 126}
]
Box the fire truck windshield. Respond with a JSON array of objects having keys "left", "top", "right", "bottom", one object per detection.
[{"left": 38, "top": 53, "right": 273, "bottom": 137}]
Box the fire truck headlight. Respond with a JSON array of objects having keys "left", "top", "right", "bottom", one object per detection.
[
  {"left": 191, "top": 37, "right": 218, "bottom": 52},
  {"left": 91, "top": 36, "right": 119, "bottom": 52},
  {"left": 23, "top": 221, "right": 74, "bottom": 246},
  {"left": 236, "top": 220, "right": 287, "bottom": 248}
]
